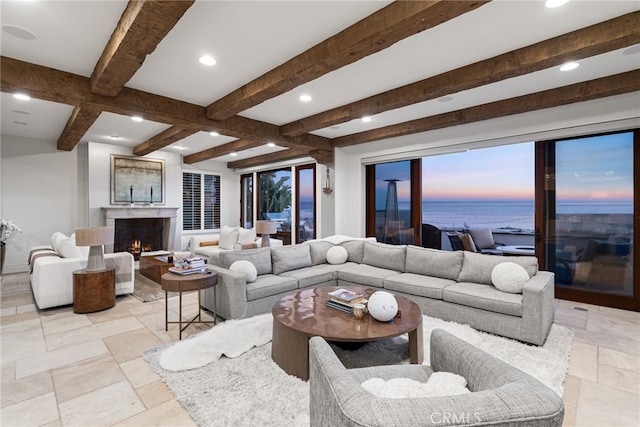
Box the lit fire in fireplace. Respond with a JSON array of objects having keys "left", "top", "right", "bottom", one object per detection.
[{"left": 127, "top": 239, "right": 153, "bottom": 259}]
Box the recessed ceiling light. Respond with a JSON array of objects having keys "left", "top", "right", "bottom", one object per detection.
[
  {"left": 2, "top": 25, "right": 37, "bottom": 41},
  {"left": 438, "top": 96, "right": 454, "bottom": 102},
  {"left": 13, "top": 93, "right": 31, "bottom": 101},
  {"left": 209, "top": 131, "right": 219, "bottom": 137},
  {"left": 299, "top": 94, "right": 312, "bottom": 102},
  {"left": 560, "top": 62, "right": 579, "bottom": 71},
  {"left": 267, "top": 142, "right": 276, "bottom": 148},
  {"left": 174, "top": 145, "right": 187, "bottom": 151},
  {"left": 199, "top": 55, "right": 216, "bottom": 66},
  {"left": 13, "top": 121, "right": 27, "bottom": 125},
  {"left": 109, "top": 135, "right": 120, "bottom": 140},
  {"left": 361, "top": 116, "right": 372, "bottom": 123},
  {"left": 12, "top": 110, "right": 30, "bottom": 115},
  {"left": 545, "top": 0, "right": 570, "bottom": 8},
  {"left": 230, "top": 152, "right": 237, "bottom": 157},
  {"left": 329, "top": 125, "right": 341, "bottom": 130},
  {"left": 131, "top": 116, "right": 143, "bottom": 122}
]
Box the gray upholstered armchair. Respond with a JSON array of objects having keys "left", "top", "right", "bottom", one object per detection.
[{"left": 309, "top": 329, "right": 564, "bottom": 427}]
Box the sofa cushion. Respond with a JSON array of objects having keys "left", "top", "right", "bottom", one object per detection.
[
  {"left": 219, "top": 226, "right": 240, "bottom": 250},
  {"left": 51, "top": 232, "right": 67, "bottom": 252},
  {"left": 467, "top": 228, "right": 496, "bottom": 249},
  {"left": 326, "top": 246, "right": 348, "bottom": 264},
  {"left": 405, "top": 246, "right": 462, "bottom": 281},
  {"left": 491, "top": 262, "right": 529, "bottom": 294},
  {"left": 457, "top": 251, "right": 538, "bottom": 286},
  {"left": 219, "top": 248, "right": 272, "bottom": 275},
  {"left": 443, "top": 282, "right": 523, "bottom": 317},
  {"left": 338, "top": 264, "right": 400, "bottom": 288},
  {"left": 230, "top": 260, "right": 257, "bottom": 283},
  {"left": 280, "top": 266, "right": 335, "bottom": 288},
  {"left": 304, "top": 240, "right": 334, "bottom": 265},
  {"left": 363, "top": 242, "right": 406, "bottom": 272},
  {"left": 339, "top": 240, "right": 365, "bottom": 264},
  {"left": 237, "top": 227, "right": 257, "bottom": 245},
  {"left": 246, "top": 274, "right": 298, "bottom": 301},
  {"left": 58, "top": 237, "right": 82, "bottom": 258},
  {"left": 271, "top": 244, "right": 312, "bottom": 274},
  {"left": 383, "top": 273, "right": 455, "bottom": 300}
]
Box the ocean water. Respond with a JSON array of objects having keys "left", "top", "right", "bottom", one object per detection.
[{"left": 406, "top": 200, "right": 633, "bottom": 232}]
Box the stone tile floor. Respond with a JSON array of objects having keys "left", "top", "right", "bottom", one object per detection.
[{"left": 1, "top": 272, "right": 639, "bottom": 426}]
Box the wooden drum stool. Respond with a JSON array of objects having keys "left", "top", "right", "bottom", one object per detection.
[
  {"left": 73, "top": 268, "right": 116, "bottom": 313},
  {"left": 160, "top": 271, "right": 218, "bottom": 339}
]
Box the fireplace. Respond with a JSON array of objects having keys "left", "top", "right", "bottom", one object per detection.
[
  {"left": 102, "top": 207, "right": 179, "bottom": 257},
  {"left": 114, "top": 218, "right": 164, "bottom": 260}
]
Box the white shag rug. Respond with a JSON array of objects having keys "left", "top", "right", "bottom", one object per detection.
[{"left": 145, "top": 315, "right": 572, "bottom": 427}]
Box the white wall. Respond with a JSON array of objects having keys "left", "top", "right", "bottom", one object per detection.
[
  {"left": 334, "top": 92, "right": 640, "bottom": 237},
  {"left": 0, "top": 135, "right": 81, "bottom": 273}
]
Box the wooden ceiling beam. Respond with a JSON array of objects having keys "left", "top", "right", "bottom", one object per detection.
[
  {"left": 332, "top": 70, "right": 640, "bottom": 147},
  {"left": 0, "top": 57, "right": 329, "bottom": 151},
  {"left": 184, "top": 139, "right": 265, "bottom": 164},
  {"left": 282, "top": 11, "right": 640, "bottom": 137},
  {"left": 91, "top": 0, "right": 194, "bottom": 96},
  {"left": 133, "top": 126, "right": 198, "bottom": 156},
  {"left": 205, "top": 0, "right": 490, "bottom": 120},
  {"left": 309, "top": 149, "right": 334, "bottom": 165},
  {"left": 56, "top": 105, "right": 102, "bottom": 151},
  {"left": 227, "top": 147, "right": 313, "bottom": 170}
]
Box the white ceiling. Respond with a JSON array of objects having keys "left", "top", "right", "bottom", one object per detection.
[{"left": 1, "top": 0, "right": 639, "bottom": 162}]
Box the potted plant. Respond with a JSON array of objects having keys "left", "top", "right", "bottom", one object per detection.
[{"left": 0, "top": 219, "right": 22, "bottom": 274}]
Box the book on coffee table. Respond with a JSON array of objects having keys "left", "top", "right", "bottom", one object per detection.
[
  {"left": 328, "top": 288, "right": 365, "bottom": 304},
  {"left": 168, "top": 267, "right": 210, "bottom": 276},
  {"left": 326, "top": 300, "right": 354, "bottom": 314}
]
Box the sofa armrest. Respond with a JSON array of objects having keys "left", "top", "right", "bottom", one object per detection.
[
  {"left": 202, "top": 265, "right": 250, "bottom": 319},
  {"left": 189, "top": 234, "right": 221, "bottom": 256},
  {"left": 521, "top": 270, "right": 555, "bottom": 345}
]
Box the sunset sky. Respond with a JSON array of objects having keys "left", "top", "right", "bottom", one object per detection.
[{"left": 375, "top": 131, "right": 633, "bottom": 204}]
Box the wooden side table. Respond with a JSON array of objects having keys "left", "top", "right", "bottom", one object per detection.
[
  {"left": 160, "top": 271, "right": 218, "bottom": 339},
  {"left": 73, "top": 268, "right": 116, "bottom": 314}
]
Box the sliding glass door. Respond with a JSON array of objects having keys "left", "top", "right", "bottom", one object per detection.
[
  {"left": 295, "top": 164, "right": 316, "bottom": 243},
  {"left": 240, "top": 173, "right": 253, "bottom": 229},
  {"left": 366, "top": 159, "right": 421, "bottom": 245},
  {"left": 537, "top": 130, "right": 638, "bottom": 310}
]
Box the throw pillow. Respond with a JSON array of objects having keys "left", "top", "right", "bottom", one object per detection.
[
  {"left": 230, "top": 260, "right": 258, "bottom": 283},
  {"left": 57, "top": 237, "right": 82, "bottom": 258},
  {"left": 219, "top": 226, "right": 240, "bottom": 250},
  {"left": 51, "top": 232, "right": 67, "bottom": 253},
  {"left": 361, "top": 372, "right": 470, "bottom": 399},
  {"left": 237, "top": 227, "right": 257, "bottom": 245},
  {"left": 199, "top": 241, "right": 219, "bottom": 247},
  {"left": 491, "top": 262, "right": 530, "bottom": 293},
  {"left": 326, "top": 246, "right": 348, "bottom": 264},
  {"left": 467, "top": 228, "right": 495, "bottom": 249},
  {"left": 271, "top": 245, "right": 312, "bottom": 274},
  {"left": 458, "top": 233, "right": 477, "bottom": 252}
]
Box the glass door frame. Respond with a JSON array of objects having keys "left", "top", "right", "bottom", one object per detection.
[
  {"left": 535, "top": 130, "right": 639, "bottom": 311},
  {"left": 240, "top": 173, "right": 253, "bottom": 228},
  {"left": 294, "top": 163, "right": 316, "bottom": 244},
  {"left": 365, "top": 159, "right": 422, "bottom": 245}
]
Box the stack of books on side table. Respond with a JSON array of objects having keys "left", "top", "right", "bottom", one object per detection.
[
  {"left": 326, "top": 289, "right": 368, "bottom": 314},
  {"left": 186, "top": 257, "right": 206, "bottom": 268}
]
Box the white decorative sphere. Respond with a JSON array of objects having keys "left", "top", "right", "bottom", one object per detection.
[
  {"left": 491, "top": 262, "right": 529, "bottom": 294},
  {"left": 326, "top": 246, "right": 348, "bottom": 264},
  {"left": 230, "top": 260, "right": 258, "bottom": 283},
  {"left": 367, "top": 291, "right": 398, "bottom": 322}
]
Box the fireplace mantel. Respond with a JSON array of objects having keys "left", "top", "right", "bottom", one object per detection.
[{"left": 102, "top": 207, "right": 179, "bottom": 253}]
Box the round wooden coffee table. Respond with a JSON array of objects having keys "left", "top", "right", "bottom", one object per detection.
[{"left": 271, "top": 286, "right": 423, "bottom": 380}]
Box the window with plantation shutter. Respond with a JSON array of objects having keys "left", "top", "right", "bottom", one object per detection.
[{"left": 183, "top": 172, "right": 221, "bottom": 231}]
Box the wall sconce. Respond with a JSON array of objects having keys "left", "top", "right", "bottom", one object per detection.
[{"left": 323, "top": 166, "right": 333, "bottom": 195}]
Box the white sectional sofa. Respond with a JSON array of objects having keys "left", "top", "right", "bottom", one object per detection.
[
  {"left": 29, "top": 232, "right": 134, "bottom": 309},
  {"left": 202, "top": 236, "right": 555, "bottom": 345},
  {"left": 189, "top": 225, "right": 282, "bottom": 266}
]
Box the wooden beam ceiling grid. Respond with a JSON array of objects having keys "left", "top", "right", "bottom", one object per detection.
[
  {"left": 183, "top": 139, "right": 267, "bottom": 164},
  {"left": 205, "top": 0, "right": 490, "bottom": 121},
  {"left": 281, "top": 11, "right": 640, "bottom": 137},
  {"left": 331, "top": 70, "right": 640, "bottom": 148},
  {"left": 56, "top": 105, "right": 102, "bottom": 151}
]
